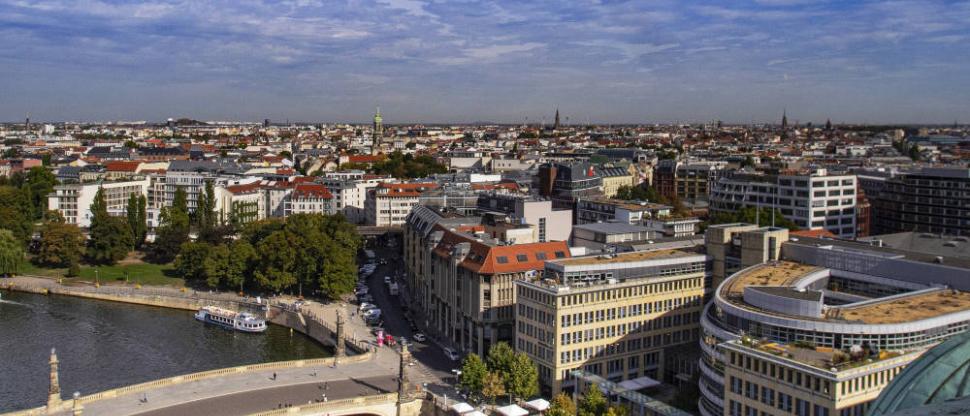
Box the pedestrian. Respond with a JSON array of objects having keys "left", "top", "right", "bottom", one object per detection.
[
  {"left": 272, "top": 372, "right": 277, "bottom": 380},
  {"left": 325, "top": 381, "right": 329, "bottom": 390}
]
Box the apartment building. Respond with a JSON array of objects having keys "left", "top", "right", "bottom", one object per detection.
[
  {"left": 870, "top": 167, "right": 970, "bottom": 236},
  {"left": 319, "top": 173, "right": 386, "bottom": 224},
  {"left": 282, "top": 183, "right": 335, "bottom": 217},
  {"left": 698, "top": 227, "right": 970, "bottom": 416},
  {"left": 515, "top": 248, "right": 708, "bottom": 396},
  {"left": 48, "top": 178, "right": 150, "bottom": 227},
  {"left": 599, "top": 166, "right": 637, "bottom": 198},
  {"left": 365, "top": 182, "right": 439, "bottom": 226},
  {"left": 676, "top": 162, "right": 727, "bottom": 202},
  {"left": 710, "top": 169, "right": 858, "bottom": 238}
]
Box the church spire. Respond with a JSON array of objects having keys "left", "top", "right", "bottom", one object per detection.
[
  {"left": 781, "top": 109, "right": 788, "bottom": 130},
  {"left": 554, "top": 108, "right": 560, "bottom": 130}
]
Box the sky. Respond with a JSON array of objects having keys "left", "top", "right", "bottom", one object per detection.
[{"left": 1, "top": 0, "right": 969, "bottom": 124}]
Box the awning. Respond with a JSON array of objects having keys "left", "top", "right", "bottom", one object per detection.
[
  {"left": 451, "top": 402, "right": 474, "bottom": 414},
  {"left": 524, "top": 398, "right": 550, "bottom": 412},
  {"left": 495, "top": 404, "right": 530, "bottom": 416},
  {"left": 617, "top": 376, "right": 661, "bottom": 392}
]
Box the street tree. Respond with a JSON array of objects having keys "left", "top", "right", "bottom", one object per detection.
[
  {"left": 547, "top": 393, "right": 577, "bottom": 416},
  {"left": 481, "top": 371, "right": 506, "bottom": 405},
  {"left": 486, "top": 341, "right": 516, "bottom": 380},
  {"left": 126, "top": 194, "right": 148, "bottom": 249},
  {"left": 0, "top": 229, "right": 24, "bottom": 275},
  {"left": 459, "top": 353, "right": 489, "bottom": 396},
  {"left": 506, "top": 352, "right": 540, "bottom": 400},
  {"left": 578, "top": 385, "right": 608, "bottom": 416},
  {"left": 0, "top": 186, "right": 34, "bottom": 242}
]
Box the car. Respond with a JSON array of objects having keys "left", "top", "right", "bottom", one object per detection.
[
  {"left": 412, "top": 333, "right": 427, "bottom": 342},
  {"left": 359, "top": 302, "right": 376, "bottom": 311},
  {"left": 358, "top": 295, "right": 374, "bottom": 303},
  {"left": 384, "top": 276, "right": 392, "bottom": 284},
  {"left": 443, "top": 347, "right": 460, "bottom": 361}
]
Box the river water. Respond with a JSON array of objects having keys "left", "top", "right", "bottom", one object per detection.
[{"left": 0, "top": 291, "right": 330, "bottom": 412}]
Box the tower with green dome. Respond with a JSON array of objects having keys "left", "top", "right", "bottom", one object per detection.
[{"left": 372, "top": 106, "right": 383, "bottom": 155}]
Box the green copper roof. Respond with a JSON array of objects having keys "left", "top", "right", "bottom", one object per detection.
[{"left": 868, "top": 330, "right": 970, "bottom": 416}]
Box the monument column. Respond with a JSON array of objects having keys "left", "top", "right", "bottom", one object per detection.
[
  {"left": 335, "top": 310, "right": 346, "bottom": 362},
  {"left": 48, "top": 348, "right": 62, "bottom": 410}
]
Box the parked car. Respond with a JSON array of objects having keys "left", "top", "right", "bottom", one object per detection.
[
  {"left": 412, "top": 333, "right": 427, "bottom": 342},
  {"left": 443, "top": 347, "right": 460, "bottom": 361},
  {"left": 384, "top": 276, "right": 392, "bottom": 285},
  {"left": 359, "top": 302, "right": 377, "bottom": 311}
]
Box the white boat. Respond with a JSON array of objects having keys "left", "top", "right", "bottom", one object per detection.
[{"left": 194, "top": 306, "right": 267, "bottom": 333}]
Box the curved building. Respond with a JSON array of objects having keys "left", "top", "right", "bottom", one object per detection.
[{"left": 699, "top": 224, "right": 970, "bottom": 416}]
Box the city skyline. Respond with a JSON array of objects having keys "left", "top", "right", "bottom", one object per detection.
[{"left": 1, "top": 0, "right": 969, "bottom": 124}]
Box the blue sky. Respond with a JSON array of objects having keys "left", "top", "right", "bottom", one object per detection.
[{"left": 1, "top": 0, "right": 968, "bottom": 124}]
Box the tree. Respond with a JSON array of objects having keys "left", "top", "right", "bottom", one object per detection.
[
  {"left": 196, "top": 180, "right": 221, "bottom": 243},
  {"left": 0, "top": 229, "right": 24, "bottom": 275},
  {"left": 459, "top": 353, "right": 489, "bottom": 396},
  {"left": 126, "top": 194, "right": 148, "bottom": 249},
  {"left": 711, "top": 206, "right": 799, "bottom": 231},
  {"left": 174, "top": 242, "right": 211, "bottom": 283},
  {"left": 253, "top": 231, "right": 297, "bottom": 292},
  {"left": 202, "top": 241, "right": 254, "bottom": 291},
  {"left": 547, "top": 393, "right": 577, "bottom": 416},
  {"left": 35, "top": 216, "right": 84, "bottom": 267},
  {"left": 481, "top": 371, "right": 506, "bottom": 404},
  {"left": 908, "top": 144, "right": 921, "bottom": 161},
  {"left": 21, "top": 167, "right": 58, "bottom": 219},
  {"left": 506, "top": 352, "right": 540, "bottom": 400},
  {"left": 486, "top": 342, "right": 516, "bottom": 381},
  {"left": 86, "top": 187, "right": 133, "bottom": 265},
  {"left": 152, "top": 187, "right": 190, "bottom": 263},
  {"left": 614, "top": 183, "right": 660, "bottom": 202},
  {"left": 578, "top": 385, "right": 608, "bottom": 416},
  {"left": 605, "top": 405, "right": 631, "bottom": 416},
  {"left": 0, "top": 186, "right": 33, "bottom": 242}
]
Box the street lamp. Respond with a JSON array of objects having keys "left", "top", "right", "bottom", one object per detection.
[{"left": 94, "top": 269, "right": 99, "bottom": 287}]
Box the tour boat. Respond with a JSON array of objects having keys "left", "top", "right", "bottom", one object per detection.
[{"left": 194, "top": 306, "right": 267, "bottom": 333}]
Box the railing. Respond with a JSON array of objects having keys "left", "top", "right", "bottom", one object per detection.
[{"left": 248, "top": 393, "right": 398, "bottom": 416}]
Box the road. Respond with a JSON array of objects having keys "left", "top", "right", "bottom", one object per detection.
[
  {"left": 360, "top": 241, "right": 463, "bottom": 398},
  {"left": 132, "top": 376, "right": 397, "bottom": 416}
]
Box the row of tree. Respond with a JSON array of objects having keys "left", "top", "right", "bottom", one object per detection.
[
  {"left": 173, "top": 213, "right": 361, "bottom": 297},
  {"left": 710, "top": 206, "right": 799, "bottom": 231},
  {"left": 338, "top": 151, "right": 448, "bottom": 179},
  {"left": 459, "top": 342, "right": 540, "bottom": 404},
  {"left": 614, "top": 184, "right": 691, "bottom": 217},
  {"left": 546, "top": 387, "right": 631, "bottom": 416}
]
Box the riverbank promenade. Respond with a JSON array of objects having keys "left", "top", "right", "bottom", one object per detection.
[{"left": 0, "top": 276, "right": 445, "bottom": 416}]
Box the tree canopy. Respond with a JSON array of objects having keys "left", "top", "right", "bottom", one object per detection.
[
  {"left": 0, "top": 229, "right": 24, "bottom": 275},
  {"left": 340, "top": 151, "right": 447, "bottom": 179},
  {"left": 35, "top": 215, "right": 84, "bottom": 268},
  {"left": 86, "top": 187, "right": 134, "bottom": 265},
  {"left": 710, "top": 206, "right": 799, "bottom": 231},
  {"left": 151, "top": 186, "right": 190, "bottom": 263}
]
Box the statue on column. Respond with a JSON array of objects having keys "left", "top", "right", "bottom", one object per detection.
[
  {"left": 398, "top": 342, "right": 410, "bottom": 403},
  {"left": 335, "top": 310, "right": 346, "bottom": 359},
  {"left": 48, "top": 348, "right": 62, "bottom": 409}
]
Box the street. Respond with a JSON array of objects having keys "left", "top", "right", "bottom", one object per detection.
[{"left": 360, "top": 240, "right": 465, "bottom": 400}]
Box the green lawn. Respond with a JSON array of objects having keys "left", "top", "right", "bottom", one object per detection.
[{"left": 20, "top": 261, "right": 183, "bottom": 287}]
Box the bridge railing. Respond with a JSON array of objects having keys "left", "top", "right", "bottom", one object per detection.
[{"left": 248, "top": 393, "right": 398, "bottom": 416}]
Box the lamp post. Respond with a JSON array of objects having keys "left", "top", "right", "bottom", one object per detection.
[{"left": 94, "top": 270, "right": 99, "bottom": 287}]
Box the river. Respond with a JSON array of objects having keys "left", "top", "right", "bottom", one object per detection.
[{"left": 0, "top": 291, "right": 330, "bottom": 412}]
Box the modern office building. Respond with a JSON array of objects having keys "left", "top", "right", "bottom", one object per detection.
[
  {"left": 870, "top": 167, "right": 970, "bottom": 236},
  {"left": 710, "top": 169, "right": 858, "bottom": 238},
  {"left": 698, "top": 226, "right": 970, "bottom": 416},
  {"left": 515, "top": 248, "right": 708, "bottom": 396}
]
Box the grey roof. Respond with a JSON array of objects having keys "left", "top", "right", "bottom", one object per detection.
[
  {"left": 574, "top": 222, "right": 652, "bottom": 234},
  {"left": 746, "top": 286, "right": 823, "bottom": 301},
  {"left": 860, "top": 232, "right": 970, "bottom": 260},
  {"left": 168, "top": 159, "right": 245, "bottom": 175}
]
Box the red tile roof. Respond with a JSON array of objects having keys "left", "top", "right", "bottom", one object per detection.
[
  {"left": 292, "top": 183, "right": 333, "bottom": 199},
  {"left": 348, "top": 155, "right": 384, "bottom": 164},
  {"left": 105, "top": 161, "right": 141, "bottom": 172},
  {"left": 790, "top": 229, "right": 838, "bottom": 239},
  {"left": 431, "top": 225, "right": 569, "bottom": 275}
]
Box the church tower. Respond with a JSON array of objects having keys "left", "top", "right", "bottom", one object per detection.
[
  {"left": 554, "top": 108, "right": 560, "bottom": 130},
  {"left": 372, "top": 107, "right": 383, "bottom": 155},
  {"left": 781, "top": 109, "right": 788, "bottom": 130}
]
